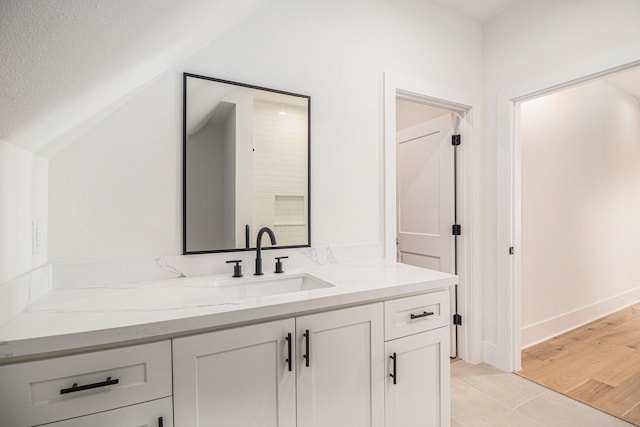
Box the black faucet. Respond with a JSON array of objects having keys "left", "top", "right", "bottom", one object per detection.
[{"left": 255, "top": 227, "right": 276, "bottom": 275}]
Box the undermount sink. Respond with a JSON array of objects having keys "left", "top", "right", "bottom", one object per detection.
[
  {"left": 212, "top": 274, "right": 333, "bottom": 300},
  {"left": 27, "top": 273, "right": 335, "bottom": 313}
]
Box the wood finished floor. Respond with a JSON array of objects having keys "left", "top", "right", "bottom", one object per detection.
[{"left": 518, "top": 303, "right": 640, "bottom": 426}]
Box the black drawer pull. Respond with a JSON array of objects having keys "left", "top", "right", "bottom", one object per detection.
[
  {"left": 158, "top": 416, "right": 164, "bottom": 427},
  {"left": 303, "top": 329, "right": 310, "bottom": 367},
  {"left": 389, "top": 353, "right": 397, "bottom": 385},
  {"left": 410, "top": 311, "right": 434, "bottom": 320},
  {"left": 60, "top": 376, "right": 119, "bottom": 394},
  {"left": 285, "top": 332, "right": 293, "bottom": 372}
]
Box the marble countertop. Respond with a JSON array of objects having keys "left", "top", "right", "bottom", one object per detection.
[{"left": 0, "top": 260, "right": 457, "bottom": 364}]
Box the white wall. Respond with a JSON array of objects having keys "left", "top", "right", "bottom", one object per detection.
[
  {"left": 520, "top": 81, "right": 640, "bottom": 347},
  {"left": 48, "top": 76, "right": 180, "bottom": 262},
  {"left": 48, "top": 0, "right": 483, "bottom": 262},
  {"left": 0, "top": 140, "right": 49, "bottom": 325},
  {"left": 0, "top": 141, "right": 48, "bottom": 283},
  {"left": 483, "top": 0, "right": 640, "bottom": 368}
]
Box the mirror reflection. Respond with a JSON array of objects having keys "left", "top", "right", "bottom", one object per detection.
[{"left": 183, "top": 74, "right": 310, "bottom": 253}]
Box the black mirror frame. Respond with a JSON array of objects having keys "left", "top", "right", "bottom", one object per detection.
[{"left": 182, "top": 72, "right": 311, "bottom": 254}]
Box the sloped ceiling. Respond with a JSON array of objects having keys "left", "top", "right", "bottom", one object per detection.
[
  {"left": 1, "top": 0, "right": 530, "bottom": 157},
  {"left": 0, "top": 0, "right": 270, "bottom": 156}
]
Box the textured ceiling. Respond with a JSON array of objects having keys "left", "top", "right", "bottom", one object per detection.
[
  {"left": 0, "top": 0, "right": 533, "bottom": 155},
  {"left": 1, "top": 0, "right": 529, "bottom": 156},
  {"left": 5, "top": 1, "right": 635, "bottom": 157},
  {"left": 0, "top": 0, "right": 269, "bottom": 155}
]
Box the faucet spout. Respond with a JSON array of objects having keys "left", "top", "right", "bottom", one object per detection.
[{"left": 255, "top": 227, "right": 276, "bottom": 275}]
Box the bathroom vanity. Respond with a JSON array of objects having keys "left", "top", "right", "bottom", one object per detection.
[{"left": 0, "top": 261, "right": 455, "bottom": 427}]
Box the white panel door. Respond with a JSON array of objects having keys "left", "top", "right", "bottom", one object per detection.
[
  {"left": 397, "top": 112, "right": 456, "bottom": 355},
  {"left": 173, "top": 319, "right": 296, "bottom": 427},
  {"left": 296, "top": 303, "right": 384, "bottom": 427},
  {"left": 385, "top": 328, "right": 451, "bottom": 427},
  {"left": 396, "top": 113, "right": 455, "bottom": 273}
]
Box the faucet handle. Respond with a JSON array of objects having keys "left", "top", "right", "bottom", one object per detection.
[
  {"left": 226, "top": 260, "right": 243, "bottom": 278},
  {"left": 275, "top": 256, "right": 288, "bottom": 274}
]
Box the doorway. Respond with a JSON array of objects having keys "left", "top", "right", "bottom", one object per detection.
[
  {"left": 517, "top": 67, "right": 640, "bottom": 351},
  {"left": 513, "top": 65, "right": 640, "bottom": 424},
  {"left": 395, "top": 97, "right": 460, "bottom": 357},
  {"left": 383, "top": 72, "right": 479, "bottom": 364}
]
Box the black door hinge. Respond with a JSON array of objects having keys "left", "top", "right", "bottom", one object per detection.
[
  {"left": 509, "top": 246, "right": 514, "bottom": 255},
  {"left": 453, "top": 314, "right": 462, "bottom": 326},
  {"left": 452, "top": 134, "right": 461, "bottom": 146},
  {"left": 452, "top": 224, "right": 461, "bottom": 236}
]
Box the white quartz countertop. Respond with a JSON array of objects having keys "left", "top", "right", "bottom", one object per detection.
[{"left": 0, "top": 260, "right": 457, "bottom": 364}]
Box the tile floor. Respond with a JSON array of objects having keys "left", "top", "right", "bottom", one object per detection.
[{"left": 451, "top": 361, "right": 634, "bottom": 426}]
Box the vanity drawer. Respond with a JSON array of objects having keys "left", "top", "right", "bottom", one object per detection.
[
  {"left": 384, "top": 290, "right": 450, "bottom": 340},
  {"left": 44, "top": 397, "right": 173, "bottom": 427},
  {"left": 0, "top": 341, "right": 172, "bottom": 427}
]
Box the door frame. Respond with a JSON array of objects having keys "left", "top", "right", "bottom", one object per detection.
[
  {"left": 495, "top": 48, "right": 640, "bottom": 372},
  {"left": 383, "top": 72, "right": 480, "bottom": 363}
]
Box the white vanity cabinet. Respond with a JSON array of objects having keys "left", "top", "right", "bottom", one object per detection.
[
  {"left": 0, "top": 272, "right": 453, "bottom": 427},
  {"left": 172, "top": 303, "right": 384, "bottom": 427},
  {"left": 0, "top": 341, "right": 172, "bottom": 427},
  {"left": 384, "top": 291, "right": 451, "bottom": 427}
]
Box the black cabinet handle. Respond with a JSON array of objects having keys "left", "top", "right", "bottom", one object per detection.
[
  {"left": 285, "top": 333, "right": 292, "bottom": 372},
  {"left": 303, "top": 329, "right": 310, "bottom": 367},
  {"left": 158, "top": 416, "right": 164, "bottom": 427},
  {"left": 410, "top": 311, "right": 434, "bottom": 320},
  {"left": 389, "top": 353, "right": 397, "bottom": 385},
  {"left": 60, "top": 376, "right": 119, "bottom": 394}
]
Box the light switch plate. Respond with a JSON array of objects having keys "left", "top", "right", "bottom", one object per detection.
[{"left": 32, "top": 220, "right": 41, "bottom": 255}]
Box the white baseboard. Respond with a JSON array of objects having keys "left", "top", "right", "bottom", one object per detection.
[
  {"left": 521, "top": 287, "right": 640, "bottom": 349},
  {"left": 481, "top": 340, "right": 497, "bottom": 366}
]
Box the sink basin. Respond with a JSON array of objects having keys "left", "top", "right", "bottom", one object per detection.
[{"left": 212, "top": 274, "right": 333, "bottom": 300}]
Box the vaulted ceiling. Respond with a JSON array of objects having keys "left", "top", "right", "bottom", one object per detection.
[
  {"left": 2, "top": 0, "right": 638, "bottom": 158},
  {"left": 0, "top": 0, "right": 269, "bottom": 155}
]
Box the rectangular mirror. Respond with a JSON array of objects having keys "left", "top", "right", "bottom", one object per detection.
[{"left": 183, "top": 73, "right": 310, "bottom": 253}]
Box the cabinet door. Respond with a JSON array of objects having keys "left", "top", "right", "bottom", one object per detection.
[
  {"left": 173, "top": 319, "right": 296, "bottom": 427},
  {"left": 44, "top": 397, "right": 173, "bottom": 427},
  {"left": 296, "top": 303, "right": 384, "bottom": 427},
  {"left": 385, "top": 327, "right": 450, "bottom": 427}
]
